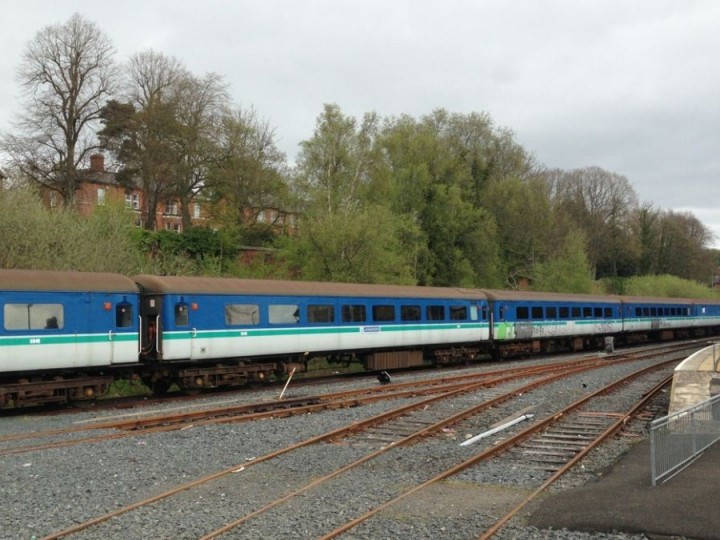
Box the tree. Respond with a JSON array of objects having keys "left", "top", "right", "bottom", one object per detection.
[
  {"left": 552, "top": 167, "right": 638, "bottom": 279},
  {"left": 171, "top": 72, "right": 229, "bottom": 230},
  {"left": 206, "top": 107, "right": 289, "bottom": 240},
  {"left": 480, "top": 177, "right": 554, "bottom": 289},
  {"left": 656, "top": 210, "right": 716, "bottom": 282},
  {"left": 295, "top": 103, "right": 381, "bottom": 215},
  {"left": 287, "top": 104, "right": 422, "bottom": 284},
  {"left": 99, "top": 51, "right": 188, "bottom": 229},
  {"left": 281, "top": 204, "right": 417, "bottom": 284},
  {"left": 632, "top": 203, "right": 662, "bottom": 275},
  {"left": 532, "top": 229, "right": 593, "bottom": 293},
  {"left": 1, "top": 13, "right": 116, "bottom": 206}
]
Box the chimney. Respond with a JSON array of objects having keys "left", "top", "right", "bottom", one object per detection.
[{"left": 90, "top": 153, "right": 105, "bottom": 173}]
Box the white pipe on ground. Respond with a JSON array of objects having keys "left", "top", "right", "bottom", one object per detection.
[{"left": 459, "top": 414, "right": 534, "bottom": 446}]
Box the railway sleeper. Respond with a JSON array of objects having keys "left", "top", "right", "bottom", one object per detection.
[
  {"left": 531, "top": 441, "right": 591, "bottom": 450},
  {"left": 522, "top": 448, "right": 579, "bottom": 458}
]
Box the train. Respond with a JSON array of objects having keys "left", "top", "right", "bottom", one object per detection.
[{"left": 2, "top": 268, "right": 720, "bottom": 407}]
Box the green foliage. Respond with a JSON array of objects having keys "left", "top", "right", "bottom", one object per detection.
[
  {"left": 480, "top": 177, "right": 554, "bottom": 288},
  {"left": 617, "top": 274, "right": 719, "bottom": 299},
  {"left": 0, "top": 188, "right": 142, "bottom": 273},
  {"left": 420, "top": 183, "right": 502, "bottom": 287},
  {"left": 531, "top": 230, "right": 594, "bottom": 293},
  {"left": 278, "top": 204, "right": 417, "bottom": 284},
  {"left": 135, "top": 227, "right": 240, "bottom": 276}
]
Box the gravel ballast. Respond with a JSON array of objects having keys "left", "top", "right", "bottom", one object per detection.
[{"left": 0, "top": 354, "right": 682, "bottom": 539}]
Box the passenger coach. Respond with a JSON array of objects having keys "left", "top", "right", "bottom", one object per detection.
[
  {"left": 620, "top": 295, "right": 720, "bottom": 338},
  {"left": 133, "top": 275, "right": 491, "bottom": 390},
  {"left": 0, "top": 269, "right": 140, "bottom": 403},
  {"left": 483, "top": 290, "right": 623, "bottom": 356}
]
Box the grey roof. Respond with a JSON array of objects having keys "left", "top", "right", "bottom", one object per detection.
[
  {"left": 0, "top": 269, "right": 139, "bottom": 293},
  {"left": 133, "top": 274, "right": 485, "bottom": 300}
]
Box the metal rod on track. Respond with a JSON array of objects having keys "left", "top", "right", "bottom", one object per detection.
[{"left": 278, "top": 367, "right": 296, "bottom": 400}]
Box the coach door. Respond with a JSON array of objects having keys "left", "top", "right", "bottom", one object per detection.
[
  {"left": 140, "top": 295, "right": 163, "bottom": 361},
  {"left": 173, "top": 298, "right": 195, "bottom": 360},
  {"left": 110, "top": 298, "right": 136, "bottom": 364}
]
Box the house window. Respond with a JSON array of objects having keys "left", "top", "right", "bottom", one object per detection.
[
  {"left": 125, "top": 193, "right": 140, "bottom": 210},
  {"left": 49, "top": 192, "right": 58, "bottom": 208},
  {"left": 97, "top": 188, "right": 106, "bottom": 205},
  {"left": 165, "top": 200, "right": 178, "bottom": 215},
  {"left": 256, "top": 210, "right": 266, "bottom": 223},
  {"left": 193, "top": 203, "right": 201, "bottom": 218}
]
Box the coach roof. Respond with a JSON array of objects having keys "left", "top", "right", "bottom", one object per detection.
[
  {"left": 0, "top": 269, "right": 139, "bottom": 293},
  {"left": 481, "top": 289, "right": 623, "bottom": 304},
  {"left": 133, "top": 274, "right": 486, "bottom": 300}
]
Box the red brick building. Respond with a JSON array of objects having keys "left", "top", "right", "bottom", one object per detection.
[
  {"left": 48, "top": 154, "right": 297, "bottom": 237},
  {"left": 65, "top": 153, "right": 203, "bottom": 232}
]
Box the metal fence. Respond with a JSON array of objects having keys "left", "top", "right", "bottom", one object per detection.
[{"left": 650, "top": 393, "right": 720, "bottom": 486}]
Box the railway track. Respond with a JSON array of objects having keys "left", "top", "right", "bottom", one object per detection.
[
  {"left": 30, "top": 345, "right": 693, "bottom": 539},
  {"left": 0, "top": 354, "right": 628, "bottom": 457}
]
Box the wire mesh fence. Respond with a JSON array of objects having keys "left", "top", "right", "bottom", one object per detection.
[{"left": 650, "top": 393, "right": 720, "bottom": 486}]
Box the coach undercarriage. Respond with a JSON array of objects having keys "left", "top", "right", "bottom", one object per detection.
[{"left": 0, "top": 374, "right": 113, "bottom": 408}]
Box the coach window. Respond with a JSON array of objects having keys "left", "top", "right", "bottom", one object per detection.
[
  {"left": 450, "top": 305, "right": 468, "bottom": 320},
  {"left": 516, "top": 306, "right": 529, "bottom": 320},
  {"left": 571, "top": 307, "right": 581, "bottom": 318},
  {"left": 373, "top": 305, "right": 395, "bottom": 322},
  {"left": 269, "top": 304, "right": 300, "bottom": 324},
  {"left": 4, "top": 303, "right": 64, "bottom": 330},
  {"left": 546, "top": 307, "right": 557, "bottom": 319},
  {"left": 225, "top": 304, "right": 259, "bottom": 325},
  {"left": 582, "top": 307, "right": 592, "bottom": 318},
  {"left": 594, "top": 307, "right": 603, "bottom": 318},
  {"left": 175, "top": 302, "right": 189, "bottom": 326},
  {"left": 604, "top": 308, "right": 613, "bottom": 318},
  {"left": 116, "top": 301, "right": 133, "bottom": 328},
  {"left": 308, "top": 304, "right": 334, "bottom": 323},
  {"left": 342, "top": 305, "right": 366, "bottom": 322},
  {"left": 401, "top": 305, "right": 421, "bottom": 321},
  {"left": 559, "top": 307, "right": 569, "bottom": 319},
  {"left": 426, "top": 305, "right": 445, "bottom": 321},
  {"left": 531, "top": 307, "right": 543, "bottom": 319}
]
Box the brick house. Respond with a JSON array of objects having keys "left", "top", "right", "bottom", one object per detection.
[
  {"left": 67, "top": 153, "right": 204, "bottom": 232},
  {"left": 61, "top": 154, "right": 297, "bottom": 237}
]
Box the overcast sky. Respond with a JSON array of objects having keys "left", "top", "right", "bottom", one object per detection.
[{"left": 2, "top": 1, "right": 719, "bottom": 247}]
